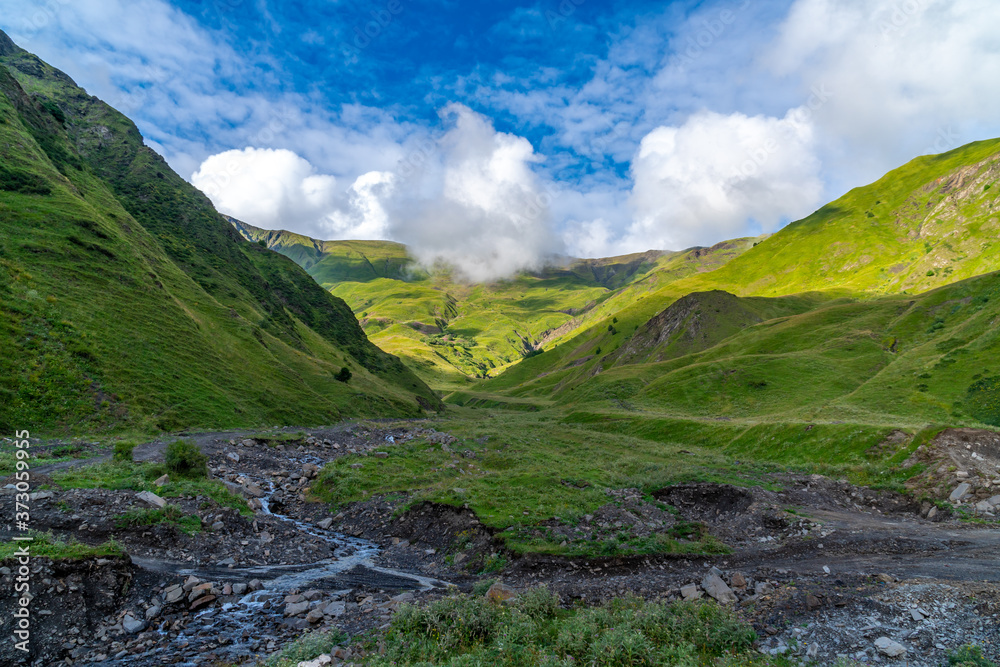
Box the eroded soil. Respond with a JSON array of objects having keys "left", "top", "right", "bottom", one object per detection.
[{"left": 1, "top": 423, "right": 999, "bottom": 666}]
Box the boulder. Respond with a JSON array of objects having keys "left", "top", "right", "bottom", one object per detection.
[
  {"left": 190, "top": 595, "right": 217, "bottom": 611},
  {"left": 164, "top": 585, "right": 185, "bottom": 604},
  {"left": 680, "top": 584, "right": 702, "bottom": 601},
  {"left": 949, "top": 482, "right": 972, "bottom": 502},
  {"left": 875, "top": 637, "right": 907, "bottom": 657},
  {"left": 232, "top": 583, "right": 248, "bottom": 596},
  {"left": 701, "top": 571, "right": 737, "bottom": 604},
  {"left": 135, "top": 491, "right": 166, "bottom": 509},
  {"left": 122, "top": 616, "right": 147, "bottom": 634},
  {"left": 485, "top": 582, "right": 517, "bottom": 603},
  {"left": 285, "top": 601, "right": 310, "bottom": 617},
  {"left": 305, "top": 607, "right": 325, "bottom": 624},
  {"left": 322, "top": 601, "right": 346, "bottom": 617},
  {"left": 317, "top": 517, "right": 334, "bottom": 530}
]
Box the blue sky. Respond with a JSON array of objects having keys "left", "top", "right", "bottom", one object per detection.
[{"left": 3, "top": 0, "right": 1000, "bottom": 279}]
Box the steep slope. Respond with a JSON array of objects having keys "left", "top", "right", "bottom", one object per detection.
[
  {"left": 232, "top": 219, "right": 759, "bottom": 386},
  {"left": 486, "top": 139, "right": 1000, "bottom": 398},
  {"left": 0, "top": 30, "right": 439, "bottom": 434}
]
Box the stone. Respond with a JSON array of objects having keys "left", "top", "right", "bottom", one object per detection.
[
  {"left": 875, "top": 637, "right": 908, "bottom": 657},
  {"left": 927, "top": 506, "right": 939, "bottom": 520},
  {"left": 135, "top": 490, "right": 166, "bottom": 508},
  {"left": 876, "top": 573, "right": 895, "bottom": 584},
  {"left": 305, "top": 607, "right": 325, "bottom": 624},
  {"left": 805, "top": 594, "right": 822, "bottom": 611},
  {"left": 164, "top": 586, "right": 185, "bottom": 604},
  {"left": 729, "top": 572, "right": 747, "bottom": 590},
  {"left": 806, "top": 643, "right": 819, "bottom": 660},
  {"left": 297, "top": 654, "right": 333, "bottom": 667},
  {"left": 910, "top": 609, "right": 924, "bottom": 621},
  {"left": 950, "top": 482, "right": 972, "bottom": 502},
  {"left": 190, "top": 595, "right": 216, "bottom": 611},
  {"left": 322, "top": 601, "right": 346, "bottom": 617},
  {"left": 222, "top": 583, "right": 233, "bottom": 596},
  {"left": 244, "top": 483, "right": 265, "bottom": 498},
  {"left": 976, "top": 500, "right": 994, "bottom": 513},
  {"left": 680, "top": 584, "right": 703, "bottom": 601},
  {"left": 232, "top": 583, "right": 248, "bottom": 596},
  {"left": 754, "top": 582, "right": 774, "bottom": 596},
  {"left": 303, "top": 589, "right": 324, "bottom": 601},
  {"left": 182, "top": 575, "right": 202, "bottom": 591},
  {"left": 122, "top": 616, "right": 147, "bottom": 634},
  {"left": 248, "top": 579, "right": 264, "bottom": 592},
  {"left": 217, "top": 557, "right": 236, "bottom": 567},
  {"left": 485, "top": 582, "right": 517, "bottom": 603},
  {"left": 285, "top": 601, "right": 310, "bottom": 617},
  {"left": 227, "top": 452, "right": 240, "bottom": 463},
  {"left": 144, "top": 605, "right": 161, "bottom": 621},
  {"left": 373, "top": 452, "right": 389, "bottom": 458},
  {"left": 701, "top": 572, "right": 737, "bottom": 604},
  {"left": 211, "top": 521, "right": 225, "bottom": 532},
  {"left": 317, "top": 517, "right": 334, "bottom": 530},
  {"left": 189, "top": 583, "right": 213, "bottom": 601},
  {"left": 988, "top": 495, "right": 1000, "bottom": 507},
  {"left": 151, "top": 474, "right": 169, "bottom": 486}
]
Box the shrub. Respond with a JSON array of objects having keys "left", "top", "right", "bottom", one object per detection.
[
  {"left": 335, "top": 367, "right": 352, "bottom": 383},
  {"left": 257, "top": 239, "right": 268, "bottom": 248},
  {"left": 164, "top": 440, "right": 208, "bottom": 478},
  {"left": 113, "top": 441, "right": 138, "bottom": 462},
  {"left": 948, "top": 645, "right": 997, "bottom": 667}
]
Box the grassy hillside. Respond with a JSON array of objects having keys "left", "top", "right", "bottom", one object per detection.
[
  {"left": 482, "top": 139, "right": 1000, "bottom": 406},
  {"left": 233, "top": 219, "right": 760, "bottom": 388},
  {"left": 0, "top": 30, "right": 439, "bottom": 435}
]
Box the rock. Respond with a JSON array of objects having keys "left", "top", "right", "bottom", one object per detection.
[
  {"left": 317, "top": 517, "right": 334, "bottom": 530},
  {"left": 189, "top": 583, "right": 213, "bottom": 601},
  {"left": 122, "top": 616, "right": 147, "bottom": 634},
  {"left": 485, "top": 582, "right": 517, "bottom": 603},
  {"left": 927, "top": 506, "right": 939, "bottom": 519},
  {"left": 135, "top": 490, "right": 166, "bottom": 508},
  {"left": 976, "top": 500, "right": 994, "bottom": 513},
  {"left": 232, "top": 583, "right": 248, "bottom": 596},
  {"left": 754, "top": 582, "right": 774, "bottom": 596},
  {"left": 164, "top": 585, "right": 185, "bottom": 604},
  {"left": 805, "top": 594, "right": 822, "bottom": 611},
  {"left": 950, "top": 482, "right": 972, "bottom": 502},
  {"left": 28, "top": 491, "right": 54, "bottom": 501},
  {"left": 182, "top": 575, "right": 203, "bottom": 591},
  {"left": 217, "top": 557, "right": 236, "bottom": 567},
  {"left": 322, "top": 601, "right": 346, "bottom": 617},
  {"left": 701, "top": 572, "right": 737, "bottom": 604},
  {"left": 305, "top": 607, "right": 325, "bottom": 624},
  {"left": 297, "top": 654, "right": 333, "bottom": 667},
  {"left": 373, "top": 452, "right": 389, "bottom": 458},
  {"left": 285, "top": 601, "right": 310, "bottom": 617},
  {"left": 211, "top": 521, "right": 225, "bottom": 532},
  {"left": 303, "top": 589, "right": 324, "bottom": 601},
  {"left": 875, "top": 637, "right": 907, "bottom": 657},
  {"left": 910, "top": 609, "right": 924, "bottom": 621},
  {"left": 222, "top": 583, "right": 233, "bottom": 596},
  {"left": 680, "top": 584, "right": 703, "bottom": 601},
  {"left": 392, "top": 592, "right": 415, "bottom": 604},
  {"left": 729, "top": 572, "right": 747, "bottom": 590},
  {"left": 144, "top": 605, "right": 161, "bottom": 621},
  {"left": 876, "top": 573, "right": 895, "bottom": 584},
  {"left": 248, "top": 579, "right": 264, "bottom": 592},
  {"left": 244, "top": 483, "right": 265, "bottom": 498},
  {"left": 806, "top": 643, "right": 819, "bottom": 660},
  {"left": 227, "top": 452, "right": 240, "bottom": 463},
  {"left": 190, "top": 595, "right": 216, "bottom": 611}
]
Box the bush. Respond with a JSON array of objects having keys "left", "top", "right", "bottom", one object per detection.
[
  {"left": 164, "top": 440, "right": 208, "bottom": 478},
  {"left": 113, "top": 441, "right": 138, "bottom": 462},
  {"left": 257, "top": 239, "right": 268, "bottom": 248},
  {"left": 948, "top": 645, "right": 997, "bottom": 667},
  {"left": 335, "top": 366, "right": 352, "bottom": 383}
]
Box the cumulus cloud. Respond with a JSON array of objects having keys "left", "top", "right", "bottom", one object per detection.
[
  {"left": 387, "top": 104, "right": 561, "bottom": 282},
  {"left": 191, "top": 148, "right": 393, "bottom": 240},
  {"left": 193, "top": 106, "right": 561, "bottom": 282},
  {"left": 766, "top": 0, "right": 1000, "bottom": 187},
  {"left": 620, "top": 109, "right": 823, "bottom": 252}
]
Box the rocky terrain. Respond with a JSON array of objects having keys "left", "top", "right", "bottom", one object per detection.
[{"left": 1, "top": 424, "right": 999, "bottom": 666}]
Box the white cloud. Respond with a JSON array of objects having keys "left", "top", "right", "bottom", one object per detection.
[
  {"left": 191, "top": 148, "right": 393, "bottom": 240},
  {"left": 766, "top": 0, "right": 1000, "bottom": 187},
  {"left": 619, "top": 108, "right": 822, "bottom": 252},
  {"left": 387, "top": 104, "right": 561, "bottom": 282}
]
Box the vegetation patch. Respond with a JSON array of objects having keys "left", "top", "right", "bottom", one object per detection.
[
  {"left": 115, "top": 503, "right": 202, "bottom": 535},
  {"left": 360, "top": 587, "right": 763, "bottom": 667},
  {"left": 0, "top": 531, "right": 123, "bottom": 560}
]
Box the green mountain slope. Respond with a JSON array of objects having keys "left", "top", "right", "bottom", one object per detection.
[
  {"left": 485, "top": 139, "right": 1000, "bottom": 400},
  {"left": 232, "top": 219, "right": 759, "bottom": 387},
  {"left": 0, "top": 30, "right": 439, "bottom": 434}
]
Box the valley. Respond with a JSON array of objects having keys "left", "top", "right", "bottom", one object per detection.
[{"left": 1, "top": 23, "right": 999, "bottom": 667}]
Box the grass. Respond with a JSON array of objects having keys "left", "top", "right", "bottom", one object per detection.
[
  {"left": 53, "top": 459, "right": 252, "bottom": 515},
  {"left": 115, "top": 503, "right": 202, "bottom": 535},
  {"left": 0, "top": 531, "right": 123, "bottom": 560},
  {"left": 0, "top": 44, "right": 438, "bottom": 437},
  {"left": 309, "top": 410, "right": 927, "bottom": 556},
  {"left": 263, "top": 628, "right": 349, "bottom": 667},
  {"left": 356, "top": 587, "right": 782, "bottom": 667}
]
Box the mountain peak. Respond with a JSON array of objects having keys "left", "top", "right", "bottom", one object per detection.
[{"left": 0, "top": 29, "right": 22, "bottom": 57}]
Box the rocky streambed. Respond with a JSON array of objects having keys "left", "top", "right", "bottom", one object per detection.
[{"left": 1, "top": 424, "right": 999, "bottom": 666}]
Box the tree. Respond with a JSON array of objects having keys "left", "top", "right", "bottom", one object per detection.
[{"left": 336, "top": 367, "right": 352, "bottom": 382}]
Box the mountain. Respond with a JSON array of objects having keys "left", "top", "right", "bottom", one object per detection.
[
  {"left": 231, "top": 219, "right": 761, "bottom": 387},
  {"left": 0, "top": 30, "right": 440, "bottom": 434},
  {"left": 476, "top": 140, "right": 1000, "bottom": 428}
]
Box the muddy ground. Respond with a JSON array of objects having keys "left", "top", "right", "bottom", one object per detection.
[{"left": 0, "top": 425, "right": 999, "bottom": 666}]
